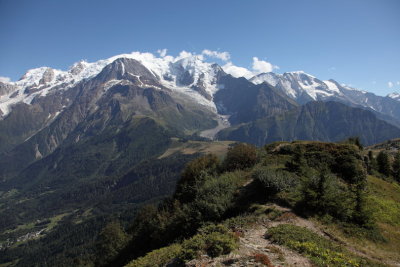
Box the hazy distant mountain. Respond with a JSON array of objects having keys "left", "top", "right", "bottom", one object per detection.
[{"left": 217, "top": 101, "right": 400, "bottom": 146}]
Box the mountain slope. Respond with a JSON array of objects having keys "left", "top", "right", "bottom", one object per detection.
[
  {"left": 217, "top": 101, "right": 400, "bottom": 146},
  {"left": 116, "top": 141, "right": 399, "bottom": 267},
  {"left": 0, "top": 58, "right": 218, "bottom": 181},
  {"left": 251, "top": 72, "right": 400, "bottom": 125},
  {"left": 214, "top": 75, "right": 298, "bottom": 124}
]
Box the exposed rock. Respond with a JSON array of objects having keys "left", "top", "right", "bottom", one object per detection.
[
  {"left": 39, "top": 68, "right": 55, "bottom": 85},
  {"left": 0, "top": 82, "right": 17, "bottom": 96}
]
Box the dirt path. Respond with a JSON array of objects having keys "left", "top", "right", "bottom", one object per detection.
[
  {"left": 186, "top": 204, "right": 399, "bottom": 266},
  {"left": 239, "top": 224, "right": 313, "bottom": 267},
  {"left": 264, "top": 205, "right": 399, "bottom": 267},
  {"left": 186, "top": 221, "right": 313, "bottom": 266},
  {"left": 186, "top": 205, "right": 314, "bottom": 266}
]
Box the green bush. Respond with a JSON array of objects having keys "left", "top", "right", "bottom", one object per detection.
[
  {"left": 285, "top": 145, "right": 307, "bottom": 176},
  {"left": 95, "top": 221, "right": 129, "bottom": 265},
  {"left": 180, "top": 234, "right": 206, "bottom": 260},
  {"left": 223, "top": 214, "right": 260, "bottom": 230},
  {"left": 252, "top": 166, "right": 298, "bottom": 196},
  {"left": 299, "top": 171, "right": 354, "bottom": 221},
  {"left": 267, "top": 224, "right": 332, "bottom": 248},
  {"left": 266, "top": 224, "right": 381, "bottom": 267},
  {"left": 392, "top": 152, "right": 400, "bottom": 181},
  {"left": 376, "top": 151, "right": 391, "bottom": 177},
  {"left": 174, "top": 154, "right": 220, "bottom": 203},
  {"left": 224, "top": 143, "right": 258, "bottom": 171},
  {"left": 192, "top": 171, "right": 245, "bottom": 221},
  {"left": 180, "top": 224, "right": 238, "bottom": 260},
  {"left": 125, "top": 244, "right": 182, "bottom": 267},
  {"left": 205, "top": 231, "right": 237, "bottom": 257}
]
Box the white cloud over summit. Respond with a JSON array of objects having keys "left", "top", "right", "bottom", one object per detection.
[
  {"left": 201, "top": 50, "right": 230, "bottom": 61},
  {"left": 221, "top": 62, "right": 254, "bottom": 79},
  {"left": 152, "top": 49, "right": 278, "bottom": 79},
  {"left": 157, "top": 49, "right": 167, "bottom": 57},
  {"left": 0, "top": 76, "right": 11, "bottom": 83},
  {"left": 252, "top": 57, "right": 278, "bottom": 73},
  {"left": 222, "top": 57, "right": 279, "bottom": 79}
]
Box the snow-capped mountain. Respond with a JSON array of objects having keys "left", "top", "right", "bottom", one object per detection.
[
  {"left": 0, "top": 52, "right": 225, "bottom": 117},
  {"left": 250, "top": 71, "right": 400, "bottom": 125},
  {"left": 3, "top": 51, "right": 400, "bottom": 124},
  {"left": 251, "top": 71, "right": 352, "bottom": 103},
  {"left": 388, "top": 92, "right": 400, "bottom": 101},
  {"left": 1, "top": 50, "right": 400, "bottom": 183}
]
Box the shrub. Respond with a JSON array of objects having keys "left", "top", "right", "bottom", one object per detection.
[
  {"left": 298, "top": 171, "right": 353, "bottom": 220},
  {"left": 264, "top": 207, "right": 284, "bottom": 221},
  {"left": 95, "top": 221, "right": 129, "bottom": 265},
  {"left": 392, "top": 151, "right": 400, "bottom": 181},
  {"left": 377, "top": 151, "right": 391, "bottom": 177},
  {"left": 224, "top": 143, "right": 258, "bottom": 171},
  {"left": 334, "top": 153, "right": 366, "bottom": 184},
  {"left": 180, "top": 233, "right": 207, "bottom": 260},
  {"left": 192, "top": 171, "right": 244, "bottom": 221},
  {"left": 285, "top": 145, "right": 307, "bottom": 176},
  {"left": 253, "top": 253, "right": 274, "bottom": 267},
  {"left": 125, "top": 244, "right": 182, "bottom": 267},
  {"left": 252, "top": 166, "right": 298, "bottom": 196},
  {"left": 266, "top": 224, "right": 364, "bottom": 267},
  {"left": 342, "top": 137, "right": 363, "bottom": 150},
  {"left": 174, "top": 154, "right": 220, "bottom": 203},
  {"left": 180, "top": 224, "right": 238, "bottom": 260},
  {"left": 223, "top": 214, "right": 260, "bottom": 230}
]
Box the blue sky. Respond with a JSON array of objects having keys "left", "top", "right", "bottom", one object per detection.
[{"left": 0, "top": 0, "right": 399, "bottom": 95}]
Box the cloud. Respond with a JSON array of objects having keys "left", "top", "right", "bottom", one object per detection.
[
  {"left": 0, "top": 76, "right": 11, "bottom": 83},
  {"left": 222, "top": 57, "right": 278, "bottom": 79},
  {"left": 341, "top": 83, "right": 353, "bottom": 87},
  {"left": 157, "top": 49, "right": 167, "bottom": 57},
  {"left": 175, "top": 50, "right": 204, "bottom": 61},
  {"left": 388, "top": 81, "right": 394, "bottom": 88},
  {"left": 222, "top": 62, "right": 254, "bottom": 79},
  {"left": 397, "top": 81, "right": 400, "bottom": 85},
  {"left": 252, "top": 57, "right": 278, "bottom": 73},
  {"left": 201, "top": 49, "right": 230, "bottom": 61}
]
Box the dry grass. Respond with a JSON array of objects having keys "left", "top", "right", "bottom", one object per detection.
[
  {"left": 253, "top": 253, "right": 274, "bottom": 266},
  {"left": 158, "top": 140, "right": 234, "bottom": 159}
]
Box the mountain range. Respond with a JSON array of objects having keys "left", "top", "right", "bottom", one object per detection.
[
  {"left": 1, "top": 51, "right": 400, "bottom": 266},
  {"left": 1, "top": 52, "right": 400, "bottom": 180}
]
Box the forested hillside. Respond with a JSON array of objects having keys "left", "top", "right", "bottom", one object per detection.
[{"left": 96, "top": 140, "right": 400, "bottom": 267}]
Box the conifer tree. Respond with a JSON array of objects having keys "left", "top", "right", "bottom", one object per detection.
[
  {"left": 377, "top": 151, "right": 391, "bottom": 177},
  {"left": 392, "top": 151, "right": 400, "bottom": 182},
  {"left": 368, "top": 150, "right": 378, "bottom": 173},
  {"left": 286, "top": 145, "right": 307, "bottom": 176},
  {"left": 95, "top": 221, "right": 128, "bottom": 265}
]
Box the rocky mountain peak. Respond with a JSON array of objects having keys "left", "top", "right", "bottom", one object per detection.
[
  {"left": 388, "top": 92, "right": 400, "bottom": 101},
  {"left": 69, "top": 60, "right": 89, "bottom": 75},
  {"left": 39, "top": 68, "right": 55, "bottom": 85}
]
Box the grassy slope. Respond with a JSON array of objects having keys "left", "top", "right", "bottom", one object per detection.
[
  {"left": 312, "top": 175, "right": 400, "bottom": 265},
  {"left": 158, "top": 139, "right": 234, "bottom": 159},
  {"left": 123, "top": 141, "right": 400, "bottom": 267}
]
